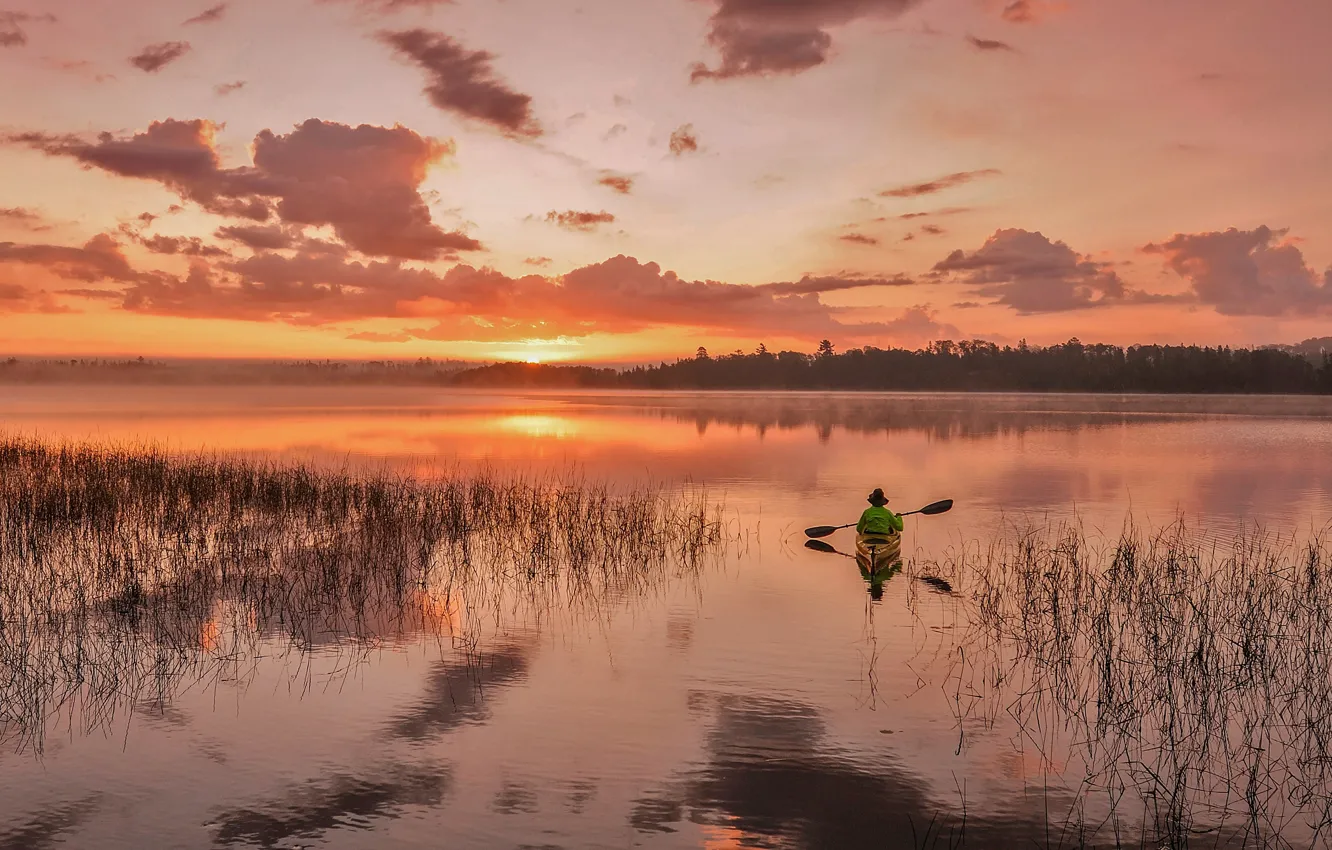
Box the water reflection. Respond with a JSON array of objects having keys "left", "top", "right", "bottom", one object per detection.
[
  {"left": 211, "top": 765, "right": 451, "bottom": 848},
  {"left": 0, "top": 798, "right": 100, "bottom": 850},
  {"left": 632, "top": 692, "right": 1050, "bottom": 849},
  {"left": 387, "top": 643, "right": 533, "bottom": 741}
]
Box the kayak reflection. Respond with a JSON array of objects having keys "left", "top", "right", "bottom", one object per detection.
[{"left": 803, "top": 539, "right": 903, "bottom": 600}]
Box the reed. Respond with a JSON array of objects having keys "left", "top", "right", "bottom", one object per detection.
[
  {"left": 923, "top": 519, "right": 1332, "bottom": 849},
  {"left": 0, "top": 434, "right": 728, "bottom": 755}
]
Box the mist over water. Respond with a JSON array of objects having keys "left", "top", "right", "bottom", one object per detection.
[{"left": 3, "top": 388, "right": 1332, "bottom": 848}]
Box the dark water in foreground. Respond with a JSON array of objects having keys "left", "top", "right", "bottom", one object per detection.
[{"left": 2, "top": 388, "right": 1332, "bottom": 849}]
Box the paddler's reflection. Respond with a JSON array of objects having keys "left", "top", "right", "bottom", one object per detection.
[{"left": 859, "top": 560, "right": 902, "bottom": 601}]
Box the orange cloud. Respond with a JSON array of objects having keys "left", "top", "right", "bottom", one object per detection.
[
  {"left": 669, "top": 124, "right": 699, "bottom": 156},
  {"left": 598, "top": 174, "right": 634, "bottom": 194},
  {"left": 544, "top": 210, "right": 614, "bottom": 232}
]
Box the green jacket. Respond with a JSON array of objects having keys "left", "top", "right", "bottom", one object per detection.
[{"left": 857, "top": 506, "right": 903, "bottom": 536}]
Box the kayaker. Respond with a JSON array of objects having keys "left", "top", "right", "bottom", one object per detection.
[{"left": 856, "top": 488, "right": 903, "bottom": 537}]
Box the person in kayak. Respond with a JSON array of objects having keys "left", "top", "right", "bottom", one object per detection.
[{"left": 857, "top": 488, "right": 903, "bottom": 536}]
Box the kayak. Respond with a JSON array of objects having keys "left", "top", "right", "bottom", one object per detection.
[{"left": 856, "top": 532, "right": 901, "bottom": 572}]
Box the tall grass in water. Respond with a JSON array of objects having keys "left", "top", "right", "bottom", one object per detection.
[
  {"left": 930, "top": 520, "right": 1332, "bottom": 849},
  {"left": 0, "top": 434, "right": 727, "bottom": 755}
]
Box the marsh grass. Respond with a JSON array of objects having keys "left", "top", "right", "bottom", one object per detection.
[
  {"left": 0, "top": 434, "right": 728, "bottom": 755},
  {"left": 920, "top": 519, "right": 1332, "bottom": 849}
]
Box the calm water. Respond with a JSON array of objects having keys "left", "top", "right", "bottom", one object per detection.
[{"left": 3, "top": 388, "right": 1332, "bottom": 849}]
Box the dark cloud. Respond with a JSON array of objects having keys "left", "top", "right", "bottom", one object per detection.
[
  {"left": 760, "top": 273, "right": 913, "bottom": 295},
  {"left": 968, "top": 34, "right": 1017, "bottom": 51},
  {"left": 214, "top": 224, "right": 298, "bottom": 251},
  {"left": 598, "top": 174, "right": 633, "bottom": 194},
  {"left": 8, "top": 118, "right": 480, "bottom": 260},
  {"left": 669, "top": 124, "right": 698, "bottom": 156},
  {"left": 839, "top": 233, "right": 879, "bottom": 246},
  {"left": 524, "top": 256, "right": 552, "bottom": 267},
  {"left": 920, "top": 223, "right": 945, "bottom": 236},
  {"left": 129, "top": 42, "right": 192, "bottom": 73},
  {"left": 379, "top": 29, "right": 541, "bottom": 138},
  {"left": 183, "top": 3, "right": 228, "bottom": 25},
  {"left": 214, "top": 80, "right": 246, "bottom": 96},
  {"left": 545, "top": 210, "right": 615, "bottom": 232},
  {"left": 0, "top": 10, "right": 55, "bottom": 48},
  {"left": 880, "top": 169, "right": 1001, "bottom": 198},
  {"left": 690, "top": 0, "right": 922, "bottom": 81},
  {"left": 900, "top": 206, "right": 973, "bottom": 219},
  {"left": 0, "top": 234, "right": 147, "bottom": 283},
  {"left": 140, "top": 234, "right": 229, "bottom": 258},
  {"left": 933, "top": 228, "right": 1128, "bottom": 313},
  {"left": 1143, "top": 226, "right": 1332, "bottom": 317},
  {"left": 603, "top": 123, "right": 628, "bottom": 140}
]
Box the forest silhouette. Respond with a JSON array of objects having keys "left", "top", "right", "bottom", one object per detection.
[{"left": 452, "top": 339, "right": 1332, "bottom": 393}]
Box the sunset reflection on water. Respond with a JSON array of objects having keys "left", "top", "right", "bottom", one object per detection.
[{"left": 2, "top": 387, "right": 1331, "bottom": 848}]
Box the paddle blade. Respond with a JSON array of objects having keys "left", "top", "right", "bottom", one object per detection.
[
  {"left": 917, "top": 499, "right": 954, "bottom": 516},
  {"left": 804, "top": 539, "right": 838, "bottom": 554},
  {"left": 804, "top": 525, "right": 840, "bottom": 538}
]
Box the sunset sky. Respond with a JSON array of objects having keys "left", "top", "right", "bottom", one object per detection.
[{"left": 2, "top": 0, "right": 1330, "bottom": 362}]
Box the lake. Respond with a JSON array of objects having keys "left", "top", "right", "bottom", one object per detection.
[{"left": 2, "top": 387, "right": 1331, "bottom": 849}]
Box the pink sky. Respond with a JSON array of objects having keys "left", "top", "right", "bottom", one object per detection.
[{"left": 1, "top": 0, "right": 1330, "bottom": 361}]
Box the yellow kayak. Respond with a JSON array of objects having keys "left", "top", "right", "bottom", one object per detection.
[{"left": 856, "top": 532, "right": 901, "bottom": 572}]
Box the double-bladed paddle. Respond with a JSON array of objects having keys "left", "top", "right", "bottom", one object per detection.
[{"left": 803, "top": 498, "right": 953, "bottom": 539}]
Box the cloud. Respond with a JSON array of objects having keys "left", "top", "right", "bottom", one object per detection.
[
  {"left": 524, "top": 256, "right": 552, "bottom": 267},
  {"left": 669, "top": 124, "right": 699, "bottom": 156},
  {"left": 759, "top": 273, "right": 913, "bottom": 295},
  {"left": 183, "top": 3, "right": 228, "bottom": 25},
  {"left": 348, "top": 330, "right": 412, "bottom": 342},
  {"left": 129, "top": 231, "right": 229, "bottom": 258},
  {"left": 130, "top": 42, "right": 192, "bottom": 73},
  {"left": 379, "top": 29, "right": 541, "bottom": 138},
  {"left": 880, "top": 305, "right": 960, "bottom": 346},
  {"left": 933, "top": 228, "right": 1129, "bottom": 313},
  {"left": 967, "top": 34, "right": 1017, "bottom": 52},
  {"left": 1142, "top": 226, "right": 1332, "bottom": 317},
  {"left": 0, "top": 10, "right": 55, "bottom": 48},
  {"left": 839, "top": 233, "right": 879, "bottom": 246},
  {"left": 920, "top": 224, "right": 945, "bottom": 236},
  {"left": 214, "top": 224, "right": 298, "bottom": 250},
  {"left": 215, "top": 80, "right": 246, "bottom": 96},
  {"left": 1000, "top": 0, "right": 1062, "bottom": 23},
  {"left": 880, "top": 169, "right": 1001, "bottom": 198},
  {"left": 0, "top": 207, "right": 49, "bottom": 231},
  {"left": 598, "top": 174, "right": 633, "bottom": 194},
  {"left": 689, "top": 0, "right": 922, "bottom": 81},
  {"left": 0, "top": 233, "right": 147, "bottom": 283},
  {"left": 20, "top": 240, "right": 926, "bottom": 344},
  {"left": 8, "top": 118, "right": 480, "bottom": 260},
  {"left": 604, "top": 123, "right": 628, "bottom": 141},
  {"left": 544, "top": 210, "right": 614, "bottom": 232},
  {"left": 321, "top": 0, "right": 455, "bottom": 11}
]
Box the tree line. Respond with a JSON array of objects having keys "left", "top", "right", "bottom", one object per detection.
[{"left": 451, "top": 339, "right": 1332, "bottom": 394}]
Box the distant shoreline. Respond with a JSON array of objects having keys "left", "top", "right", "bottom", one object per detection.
[{"left": 5, "top": 338, "right": 1331, "bottom": 394}]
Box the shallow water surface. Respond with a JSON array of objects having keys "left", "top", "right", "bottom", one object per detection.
[{"left": 3, "top": 388, "right": 1332, "bottom": 849}]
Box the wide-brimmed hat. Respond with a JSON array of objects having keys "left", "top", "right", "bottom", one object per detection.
[{"left": 866, "top": 488, "right": 889, "bottom": 506}]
